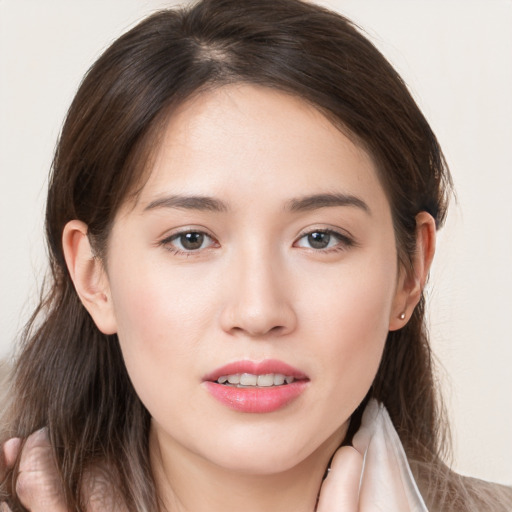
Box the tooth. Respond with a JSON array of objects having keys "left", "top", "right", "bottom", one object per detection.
[
  {"left": 257, "top": 374, "right": 274, "bottom": 387},
  {"left": 273, "top": 374, "right": 285, "bottom": 386},
  {"left": 285, "top": 376, "right": 295, "bottom": 384},
  {"left": 240, "top": 373, "right": 257, "bottom": 386},
  {"left": 217, "top": 375, "right": 228, "bottom": 384},
  {"left": 227, "top": 374, "right": 241, "bottom": 384}
]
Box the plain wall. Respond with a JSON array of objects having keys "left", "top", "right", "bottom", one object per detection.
[{"left": 1, "top": 0, "right": 511, "bottom": 485}]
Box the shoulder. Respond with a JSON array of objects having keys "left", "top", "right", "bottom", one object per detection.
[
  {"left": 455, "top": 475, "right": 512, "bottom": 512},
  {"left": 411, "top": 458, "right": 512, "bottom": 512}
]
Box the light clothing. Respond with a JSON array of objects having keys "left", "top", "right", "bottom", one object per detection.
[{"left": 353, "top": 400, "right": 428, "bottom": 511}]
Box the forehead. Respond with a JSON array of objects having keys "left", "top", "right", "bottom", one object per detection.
[{"left": 134, "top": 84, "right": 389, "bottom": 214}]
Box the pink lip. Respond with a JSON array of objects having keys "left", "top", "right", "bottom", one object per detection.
[
  {"left": 203, "top": 359, "right": 309, "bottom": 414},
  {"left": 203, "top": 359, "right": 308, "bottom": 382}
]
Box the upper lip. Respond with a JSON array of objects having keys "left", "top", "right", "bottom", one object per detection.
[{"left": 203, "top": 359, "right": 308, "bottom": 382}]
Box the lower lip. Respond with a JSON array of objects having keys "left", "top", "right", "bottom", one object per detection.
[{"left": 204, "top": 381, "right": 308, "bottom": 413}]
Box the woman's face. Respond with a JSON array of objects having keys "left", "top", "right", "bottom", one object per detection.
[{"left": 101, "top": 84, "right": 406, "bottom": 474}]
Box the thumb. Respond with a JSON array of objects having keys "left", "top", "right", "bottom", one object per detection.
[{"left": 316, "top": 445, "right": 363, "bottom": 512}]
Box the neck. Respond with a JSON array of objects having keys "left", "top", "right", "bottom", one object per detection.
[{"left": 149, "top": 422, "right": 347, "bottom": 512}]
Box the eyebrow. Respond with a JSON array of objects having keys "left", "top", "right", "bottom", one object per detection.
[
  {"left": 286, "top": 193, "right": 371, "bottom": 215},
  {"left": 143, "top": 192, "right": 370, "bottom": 215},
  {"left": 144, "top": 195, "right": 229, "bottom": 213}
]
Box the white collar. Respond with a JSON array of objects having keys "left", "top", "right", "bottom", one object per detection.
[{"left": 351, "top": 399, "right": 429, "bottom": 511}]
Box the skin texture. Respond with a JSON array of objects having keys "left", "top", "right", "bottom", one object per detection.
[
  {"left": 0, "top": 432, "right": 67, "bottom": 512},
  {"left": 0, "top": 432, "right": 123, "bottom": 512},
  {"left": 55, "top": 84, "right": 434, "bottom": 512},
  {"left": 0, "top": 433, "right": 364, "bottom": 512}
]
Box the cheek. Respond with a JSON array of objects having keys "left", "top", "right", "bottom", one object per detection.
[
  {"left": 304, "top": 257, "right": 396, "bottom": 405},
  {"left": 106, "top": 261, "right": 219, "bottom": 406},
  {"left": 111, "top": 255, "right": 216, "bottom": 339}
]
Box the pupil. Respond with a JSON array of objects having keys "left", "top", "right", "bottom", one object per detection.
[
  {"left": 308, "top": 232, "right": 330, "bottom": 249},
  {"left": 182, "top": 232, "right": 204, "bottom": 250}
]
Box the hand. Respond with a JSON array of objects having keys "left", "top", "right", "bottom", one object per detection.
[
  {"left": 1, "top": 437, "right": 21, "bottom": 512},
  {"left": 1, "top": 429, "right": 68, "bottom": 512},
  {"left": 1, "top": 437, "right": 21, "bottom": 482},
  {"left": 317, "top": 400, "right": 429, "bottom": 511},
  {"left": 315, "top": 445, "right": 364, "bottom": 511},
  {"left": 1, "top": 432, "right": 126, "bottom": 512}
]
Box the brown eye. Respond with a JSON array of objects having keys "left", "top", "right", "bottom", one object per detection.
[
  {"left": 164, "top": 230, "right": 215, "bottom": 253},
  {"left": 307, "top": 232, "right": 331, "bottom": 249},
  {"left": 295, "top": 229, "right": 354, "bottom": 252},
  {"left": 179, "top": 232, "right": 205, "bottom": 250}
]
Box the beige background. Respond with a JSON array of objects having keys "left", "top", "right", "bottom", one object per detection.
[{"left": 1, "top": 0, "right": 511, "bottom": 485}]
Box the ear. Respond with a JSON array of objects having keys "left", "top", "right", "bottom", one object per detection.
[
  {"left": 388, "top": 211, "right": 436, "bottom": 331},
  {"left": 62, "top": 220, "right": 117, "bottom": 335}
]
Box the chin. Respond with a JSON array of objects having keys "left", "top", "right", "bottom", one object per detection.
[
  {"left": 212, "top": 449, "right": 308, "bottom": 476},
  {"left": 201, "top": 424, "right": 342, "bottom": 476}
]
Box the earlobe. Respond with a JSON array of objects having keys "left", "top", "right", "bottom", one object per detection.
[
  {"left": 388, "top": 212, "right": 436, "bottom": 331},
  {"left": 62, "top": 220, "right": 117, "bottom": 335}
]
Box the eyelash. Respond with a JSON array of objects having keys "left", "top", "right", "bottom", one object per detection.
[
  {"left": 294, "top": 228, "right": 355, "bottom": 253},
  {"left": 159, "top": 229, "right": 218, "bottom": 256},
  {"left": 159, "top": 228, "right": 355, "bottom": 256}
]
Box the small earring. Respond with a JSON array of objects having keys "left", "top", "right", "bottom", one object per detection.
[{"left": 399, "top": 312, "right": 406, "bottom": 320}]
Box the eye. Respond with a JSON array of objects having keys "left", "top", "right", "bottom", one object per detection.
[
  {"left": 295, "top": 229, "right": 353, "bottom": 251},
  {"left": 161, "top": 230, "right": 216, "bottom": 253}
]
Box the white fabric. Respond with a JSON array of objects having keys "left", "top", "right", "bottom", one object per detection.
[{"left": 352, "top": 400, "right": 429, "bottom": 511}]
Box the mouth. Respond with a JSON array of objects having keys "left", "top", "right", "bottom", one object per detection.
[
  {"left": 203, "top": 360, "right": 309, "bottom": 413},
  {"left": 216, "top": 372, "right": 297, "bottom": 387}
]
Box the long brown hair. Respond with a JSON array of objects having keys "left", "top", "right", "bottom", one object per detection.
[{"left": 2, "top": 0, "right": 505, "bottom": 510}]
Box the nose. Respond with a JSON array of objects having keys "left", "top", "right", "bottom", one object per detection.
[{"left": 219, "top": 248, "right": 297, "bottom": 338}]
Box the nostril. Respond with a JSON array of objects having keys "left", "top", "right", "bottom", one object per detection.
[{"left": 228, "top": 323, "right": 287, "bottom": 338}]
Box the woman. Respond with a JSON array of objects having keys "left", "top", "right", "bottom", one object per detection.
[{"left": 1, "top": 0, "right": 511, "bottom": 510}]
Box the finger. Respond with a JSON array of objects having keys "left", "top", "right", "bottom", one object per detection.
[
  {"left": 0, "top": 438, "right": 21, "bottom": 482},
  {"left": 3, "top": 439, "right": 22, "bottom": 468},
  {"left": 16, "top": 429, "right": 68, "bottom": 512},
  {"left": 316, "top": 445, "right": 363, "bottom": 512}
]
